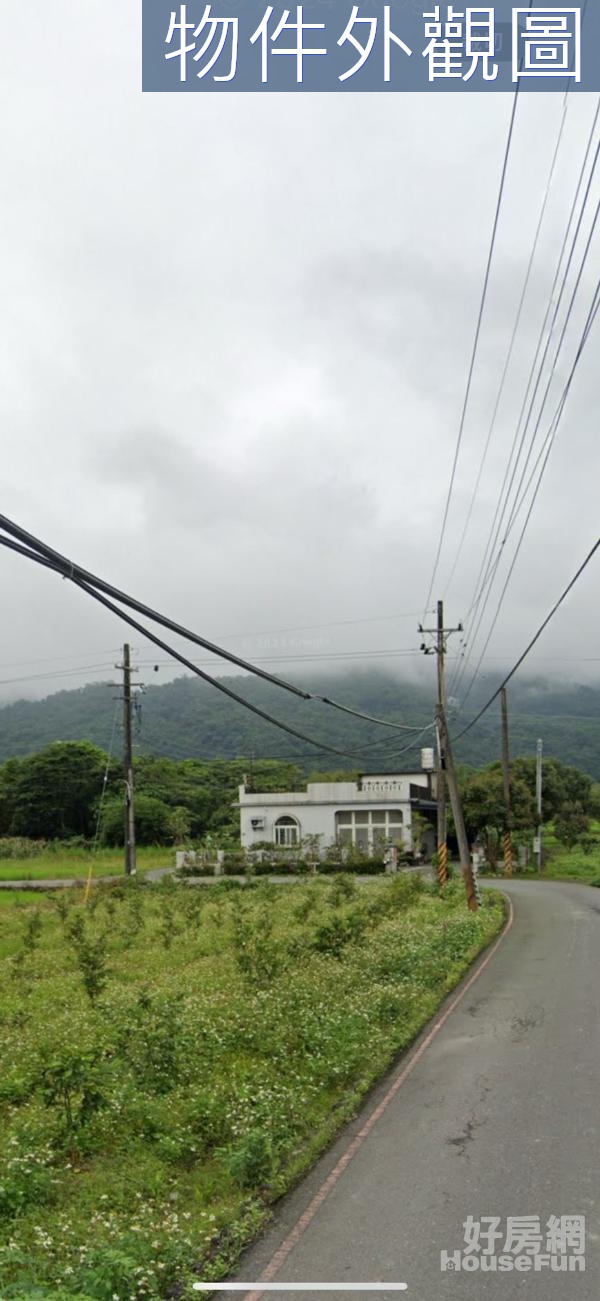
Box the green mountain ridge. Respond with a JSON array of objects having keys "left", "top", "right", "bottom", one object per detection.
[{"left": 0, "top": 669, "right": 598, "bottom": 776}]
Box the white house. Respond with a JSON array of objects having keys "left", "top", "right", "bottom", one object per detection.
[{"left": 238, "top": 765, "right": 437, "bottom": 858}]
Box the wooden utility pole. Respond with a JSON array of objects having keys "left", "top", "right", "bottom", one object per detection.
[
  {"left": 438, "top": 705, "right": 479, "bottom": 911},
  {"left": 500, "top": 687, "right": 513, "bottom": 876},
  {"left": 435, "top": 601, "right": 448, "bottom": 888},
  {"left": 122, "top": 643, "right": 136, "bottom": 877},
  {"left": 535, "top": 737, "right": 543, "bottom": 872}
]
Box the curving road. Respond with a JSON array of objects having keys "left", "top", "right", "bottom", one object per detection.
[{"left": 224, "top": 879, "right": 600, "bottom": 1301}]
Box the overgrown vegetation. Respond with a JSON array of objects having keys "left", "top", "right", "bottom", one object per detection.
[
  {"left": 0, "top": 845, "right": 170, "bottom": 883},
  {"left": 456, "top": 756, "right": 599, "bottom": 874},
  {"left": 0, "top": 742, "right": 313, "bottom": 848},
  {"left": 0, "top": 876, "right": 503, "bottom": 1299}
]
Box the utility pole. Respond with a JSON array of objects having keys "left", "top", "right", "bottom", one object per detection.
[
  {"left": 420, "top": 604, "right": 470, "bottom": 900},
  {"left": 437, "top": 705, "right": 479, "bottom": 911},
  {"left": 500, "top": 687, "right": 513, "bottom": 876},
  {"left": 122, "top": 643, "right": 136, "bottom": 877},
  {"left": 535, "top": 737, "right": 543, "bottom": 872},
  {"left": 435, "top": 601, "right": 448, "bottom": 889}
]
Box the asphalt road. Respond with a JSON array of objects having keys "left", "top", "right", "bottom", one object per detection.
[{"left": 220, "top": 879, "right": 600, "bottom": 1301}]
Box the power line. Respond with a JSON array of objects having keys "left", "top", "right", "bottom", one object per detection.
[
  {"left": 0, "top": 536, "right": 360, "bottom": 760},
  {"left": 317, "top": 697, "right": 430, "bottom": 733},
  {"left": 452, "top": 99, "right": 599, "bottom": 656},
  {"left": 0, "top": 515, "right": 311, "bottom": 699},
  {"left": 175, "top": 648, "right": 422, "bottom": 664},
  {"left": 456, "top": 249, "right": 600, "bottom": 708},
  {"left": 443, "top": 3, "right": 594, "bottom": 609},
  {"left": 449, "top": 101, "right": 600, "bottom": 698},
  {"left": 498, "top": 280, "right": 600, "bottom": 543},
  {"left": 451, "top": 534, "right": 600, "bottom": 743},
  {"left": 158, "top": 727, "right": 434, "bottom": 767},
  {"left": 0, "top": 516, "right": 429, "bottom": 736},
  {"left": 478, "top": 136, "right": 599, "bottom": 594},
  {"left": 0, "top": 649, "right": 121, "bottom": 670},
  {"left": 450, "top": 157, "right": 600, "bottom": 699},
  {"left": 422, "top": 87, "right": 521, "bottom": 618},
  {"left": 0, "top": 620, "right": 429, "bottom": 673},
  {"left": 443, "top": 93, "right": 570, "bottom": 600},
  {"left": 214, "top": 611, "right": 430, "bottom": 640},
  {"left": 0, "top": 648, "right": 426, "bottom": 688},
  {"left": 0, "top": 534, "right": 431, "bottom": 760},
  {"left": 0, "top": 663, "right": 115, "bottom": 688}
]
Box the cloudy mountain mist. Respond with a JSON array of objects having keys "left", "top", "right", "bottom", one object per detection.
[{"left": 0, "top": 668, "right": 599, "bottom": 777}]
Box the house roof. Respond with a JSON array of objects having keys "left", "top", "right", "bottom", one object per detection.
[{"left": 358, "top": 770, "right": 428, "bottom": 778}]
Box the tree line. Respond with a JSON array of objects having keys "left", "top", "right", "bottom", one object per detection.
[
  {"left": 0, "top": 740, "right": 598, "bottom": 853},
  {"left": 0, "top": 742, "right": 306, "bottom": 846},
  {"left": 458, "top": 756, "right": 600, "bottom": 863}
]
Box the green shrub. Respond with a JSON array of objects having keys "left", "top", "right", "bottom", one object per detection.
[
  {"left": 293, "top": 892, "right": 318, "bottom": 923},
  {"left": 223, "top": 1129, "right": 274, "bottom": 1190},
  {"left": 318, "top": 858, "right": 385, "bottom": 875},
  {"left": 312, "top": 908, "right": 367, "bottom": 956},
  {"left": 0, "top": 837, "right": 48, "bottom": 860},
  {"left": 68, "top": 918, "right": 110, "bottom": 1005},
  {"left": 231, "top": 909, "right": 285, "bottom": 984},
  {"left": 22, "top": 910, "right": 43, "bottom": 954},
  {"left": 0, "top": 1145, "right": 56, "bottom": 1219},
  {"left": 35, "top": 1044, "right": 108, "bottom": 1137},
  {"left": 74, "top": 1244, "right": 143, "bottom": 1300},
  {"left": 327, "top": 874, "right": 358, "bottom": 906},
  {"left": 116, "top": 992, "right": 187, "bottom": 1095}
]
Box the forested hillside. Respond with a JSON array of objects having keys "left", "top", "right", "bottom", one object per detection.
[{"left": 0, "top": 670, "right": 598, "bottom": 775}]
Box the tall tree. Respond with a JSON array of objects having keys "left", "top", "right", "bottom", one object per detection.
[
  {"left": 9, "top": 741, "right": 112, "bottom": 839},
  {"left": 459, "top": 767, "right": 534, "bottom": 841}
]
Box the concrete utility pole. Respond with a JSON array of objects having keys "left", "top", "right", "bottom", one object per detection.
[
  {"left": 122, "top": 643, "right": 136, "bottom": 877},
  {"left": 419, "top": 601, "right": 462, "bottom": 890},
  {"left": 500, "top": 687, "right": 513, "bottom": 876},
  {"left": 437, "top": 704, "right": 479, "bottom": 911},
  {"left": 435, "top": 601, "right": 448, "bottom": 888},
  {"left": 535, "top": 737, "right": 543, "bottom": 872}
]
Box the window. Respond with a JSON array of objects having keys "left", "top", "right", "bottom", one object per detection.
[
  {"left": 274, "top": 816, "right": 300, "bottom": 847},
  {"left": 335, "top": 810, "right": 404, "bottom": 852}
]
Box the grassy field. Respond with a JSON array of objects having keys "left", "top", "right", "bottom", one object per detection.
[
  {"left": 0, "top": 875, "right": 504, "bottom": 1300},
  {"left": 533, "top": 848, "right": 600, "bottom": 884},
  {"left": 0, "top": 845, "right": 171, "bottom": 883},
  {"left": 505, "top": 828, "right": 600, "bottom": 885}
]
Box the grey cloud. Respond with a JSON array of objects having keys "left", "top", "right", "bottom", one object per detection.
[{"left": 0, "top": 5, "right": 598, "bottom": 707}]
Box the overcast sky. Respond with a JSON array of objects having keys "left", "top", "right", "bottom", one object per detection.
[{"left": 1, "top": 2, "right": 598, "bottom": 708}]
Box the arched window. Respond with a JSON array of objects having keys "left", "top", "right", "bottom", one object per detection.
[{"left": 274, "top": 815, "right": 300, "bottom": 847}]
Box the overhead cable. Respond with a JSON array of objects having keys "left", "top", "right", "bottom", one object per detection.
[
  {"left": 449, "top": 102, "right": 600, "bottom": 698},
  {"left": 451, "top": 535, "right": 600, "bottom": 743},
  {"left": 0, "top": 513, "right": 428, "bottom": 734},
  {"left": 422, "top": 87, "right": 521, "bottom": 618},
  {"left": 0, "top": 533, "right": 431, "bottom": 759}
]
